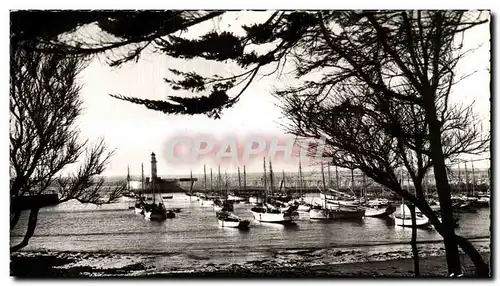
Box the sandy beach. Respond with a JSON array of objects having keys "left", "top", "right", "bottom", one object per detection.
[{"left": 10, "top": 250, "right": 490, "bottom": 278}]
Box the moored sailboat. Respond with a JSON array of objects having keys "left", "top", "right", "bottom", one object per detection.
[
  {"left": 394, "top": 203, "right": 430, "bottom": 228},
  {"left": 251, "top": 203, "right": 300, "bottom": 223},
  {"left": 251, "top": 158, "right": 299, "bottom": 223},
  {"left": 249, "top": 195, "right": 263, "bottom": 204},
  {"left": 133, "top": 163, "right": 146, "bottom": 215},
  {"left": 213, "top": 169, "right": 235, "bottom": 212},
  {"left": 309, "top": 204, "right": 365, "bottom": 220},
  {"left": 217, "top": 211, "right": 250, "bottom": 228},
  {"left": 198, "top": 194, "right": 215, "bottom": 206},
  {"left": 364, "top": 205, "right": 396, "bottom": 218},
  {"left": 310, "top": 164, "right": 365, "bottom": 220}
]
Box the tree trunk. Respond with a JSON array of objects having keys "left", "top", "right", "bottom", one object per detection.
[
  {"left": 10, "top": 210, "right": 21, "bottom": 230},
  {"left": 455, "top": 235, "right": 490, "bottom": 277},
  {"left": 422, "top": 96, "right": 462, "bottom": 276},
  {"left": 408, "top": 192, "right": 487, "bottom": 277},
  {"left": 409, "top": 203, "right": 420, "bottom": 276},
  {"left": 10, "top": 207, "right": 39, "bottom": 252}
]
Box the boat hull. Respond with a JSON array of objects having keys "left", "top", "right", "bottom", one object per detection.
[
  {"left": 227, "top": 195, "right": 246, "bottom": 202},
  {"left": 251, "top": 210, "right": 299, "bottom": 223},
  {"left": 198, "top": 198, "right": 214, "bottom": 206},
  {"left": 309, "top": 208, "right": 332, "bottom": 220},
  {"left": 218, "top": 218, "right": 251, "bottom": 228},
  {"left": 144, "top": 211, "right": 167, "bottom": 221},
  {"left": 320, "top": 193, "right": 361, "bottom": 208},
  {"left": 364, "top": 205, "right": 396, "bottom": 218},
  {"left": 394, "top": 216, "right": 431, "bottom": 228},
  {"left": 309, "top": 208, "right": 365, "bottom": 220},
  {"left": 476, "top": 197, "right": 490, "bottom": 207},
  {"left": 394, "top": 203, "right": 431, "bottom": 228},
  {"left": 249, "top": 196, "right": 263, "bottom": 204}
]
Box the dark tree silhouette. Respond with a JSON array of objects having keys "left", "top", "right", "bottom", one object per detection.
[
  {"left": 279, "top": 82, "right": 488, "bottom": 275},
  {"left": 10, "top": 10, "right": 231, "bottom": 118},
  {"left": 10, "top": 46, "right": 125, "bottom": 252}
]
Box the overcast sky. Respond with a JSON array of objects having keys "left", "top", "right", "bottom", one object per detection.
[{"left": 73, "top": 11, "right": 491, "bottom": 177}]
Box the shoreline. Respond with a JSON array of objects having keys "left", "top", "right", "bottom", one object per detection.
[{"left": 10, "top": 250, "right": 491, "bottom": 278}]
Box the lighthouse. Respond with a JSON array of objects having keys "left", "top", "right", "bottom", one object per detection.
[{"left": 151, "top": 152, "right": 158, "bottom": 180}]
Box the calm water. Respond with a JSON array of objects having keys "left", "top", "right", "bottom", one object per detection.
[{"left": 11, "top": 193, "right": 491, "bottom": 269}]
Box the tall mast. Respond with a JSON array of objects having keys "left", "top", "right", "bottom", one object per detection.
[
  {"left": 127, "top": 165, "right": 131, "bottom": 192},
  {"left": 218, "top": 165, "right": 221, "bottom": 197},
  {"left": 269, "top": 160, "right": 274, "bottom": 196},
  {"left": 363, "top": 173, "right": 367, "bottom": 199},
  {"left": 321, "top": 162, "right": 327, "bottom": 191},
  {"left": 472, "top": 162, "right": 476, "bottom": 196},
  {"left": 243, "top": 165, "right": 247, "bottom": 191},
  {"left": 190, "top": 170, "right": 193, "bottom": 193},
  {"left": 327, "top": 163, "right": 331, "bottom": 188},
  {"left": 321, "top": 162, "right": 327, "bottom": 208},
  {"left": 335, "top": 166, "right": 339, "bottom": 190},
  {"left": 141, "top": 163, "right": 144, "bottom": 195},
  {"left": 189, "top": 170, "right": 193, "bottom": 201},
  {"left": 351, "top": 169, "right": 355, "bottom": 193},
  {"left": 298, "top": 158, "right": 303, "bottom": 197},
  {"left": 263, "top": 157, "right": 268, "bottom": 202},
  {"left": 458, "top": 163, "right": 461, "bottom": 193},
  {"left": 237, "top": 167, "right": 242, "bottom": 195},
  {"left": 225, "top": 171, "right": 228, "bottom": 200},
  {"left": 210, "top": 168, "right": 213, "bottom": 193},
  {"left": 465, "top": 162, "right": 469, "bottom": 196},
  {"left": 282, "top": 169, "right": 286, "bottom": 191},
  {"left": 204, "top": 164, "right": 207, "bottom": 192}
]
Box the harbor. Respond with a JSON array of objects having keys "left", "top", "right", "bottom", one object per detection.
[
  {"left": 10, "top": 191, "right": 490, "bottom": 277},
  {"left": 10, "top": 153, "right": 491, "bottom": 277}
]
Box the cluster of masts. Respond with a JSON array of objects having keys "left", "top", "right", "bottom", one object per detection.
[{"left": 125, "top": 153, "right": 489, "bottom": 227}]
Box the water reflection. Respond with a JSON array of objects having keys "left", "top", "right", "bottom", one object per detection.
[{"left": 11, "top": 193, "right": 490, "bottom": 258}]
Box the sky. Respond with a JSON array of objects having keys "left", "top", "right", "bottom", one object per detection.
[{"left": 72, "top": 11, "right": 491, "bottom": 177}]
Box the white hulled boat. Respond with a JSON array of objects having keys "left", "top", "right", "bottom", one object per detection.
[
  {"left": 476, "top": 195, "right": 490, "bottom": 207},
  {"left": 227, "top": 194, "right": 246, "bottom": 203},
  {"left": 198, "top": 195, "right": 215, "bottom": 206},
  {"left": 249, "top": 196, "right": 263, "bottom": 204},
  {"left": 320, "top": 192, "right": 361, "bottom": 208},
  {"left": 251, "top": 203, "right": 299, "bottom": 223},
  {"left": 394, "top": 204, "right": 430, "bottom": 228},
  {"left": 134, "top": 201, "right": 145, "bottom": 214},
  {"left": 309, "top": 206, "right": 332, "bottom": 219},
  {"left": 364, "top": 205, "right": 396, "bottom": 218}
]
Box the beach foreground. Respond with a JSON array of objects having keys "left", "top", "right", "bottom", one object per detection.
[{"left": 11, "top": 250, "right": 490, "bottom": 278}]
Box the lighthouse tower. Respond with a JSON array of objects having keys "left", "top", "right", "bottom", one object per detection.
[
  {"left": 151, "top": 152, "right": 158, "bottom": 180},
  {"left": 151, "top": 152, "right": 158, "bottom": 201}
]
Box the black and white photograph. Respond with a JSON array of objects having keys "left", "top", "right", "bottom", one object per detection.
[{"left": 8, "top": 7, "right": 492, "bottom": 279}]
